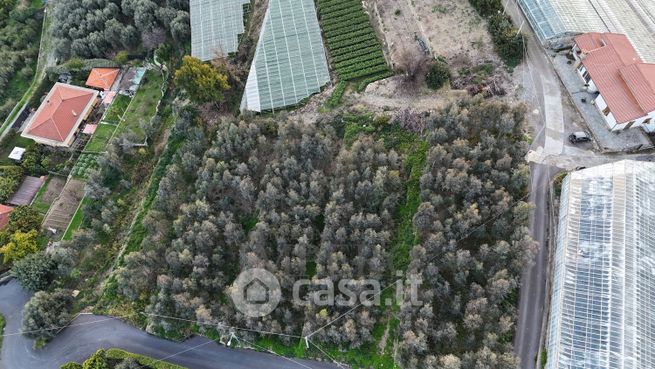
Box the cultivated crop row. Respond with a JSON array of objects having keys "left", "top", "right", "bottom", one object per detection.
[{"left": 317, "top": 0, "right": 389, "bottom": 83}]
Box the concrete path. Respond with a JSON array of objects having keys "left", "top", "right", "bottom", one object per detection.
[{"left": 0, "top": 280, "right": 339, "bottom": 369}]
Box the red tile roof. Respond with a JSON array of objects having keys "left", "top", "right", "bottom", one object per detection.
[
  {"left": 0, "top": 204, "right": 13, "bottom": 229},
  {"left": 85, "top": 68, "right": 119, "bottom": 90},
  {"left": 575, "top": 33, "right": 655, "bottom": 123},
  {"left": 22, "top": 83, "right": 98, "bottom": 145}
]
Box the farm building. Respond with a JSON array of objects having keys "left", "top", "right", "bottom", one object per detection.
[
  {"left": 572, "top": 33, "right": 655, "bottom": 132},
  {"left": 547, "top": 160, "right": 655, "bottom": 369},
  {"left": 190, "top": 0, "right": 250, "bottom": 61},
  {"left": 21, "top": 83, "right": 99, "bottom": 147},
  {"left": 85, "top": 68, "right": 120, "bottom": 90},
  {"left": 240, "top": 0, "right": 330, "bottom": 112},
  {"left": 0, "top": 205, "right": 13, "bottom": 229},
  {"left": 518, "top": 0, "right": 655, "bottom": 62}
]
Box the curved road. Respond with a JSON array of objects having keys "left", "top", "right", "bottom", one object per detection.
[{"left": 0, "top": 280, "right": 339, "bottom": 369}]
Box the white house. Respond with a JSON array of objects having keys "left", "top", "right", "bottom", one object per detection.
[{"left": 572, "top": 33, "right": 655, "bottom": 132}]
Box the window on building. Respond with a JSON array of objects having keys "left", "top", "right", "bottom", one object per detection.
[
  {"left": 603, "top": 107, "right": 610, "bottom": 116},
  {"left": 583, "top": 71, "right": 591, "bottom": 83}
]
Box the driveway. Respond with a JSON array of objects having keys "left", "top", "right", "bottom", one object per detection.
[{"left": 0, "top": 280, "right": 339, "bottom": 369}]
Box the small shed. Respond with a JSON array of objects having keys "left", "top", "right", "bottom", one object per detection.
[{"left": 8, "top": 147, "right": 25, "bottom": 161}]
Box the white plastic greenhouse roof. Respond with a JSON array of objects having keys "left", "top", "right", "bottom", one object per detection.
[
  {"left": 240, "top": 0, "right": 330, "bottom": 112},
  {"left": 518, "top": 0, "right": 655, "bottom": 62},
  {"left": 547, "top": 160, "right": 655, "bottom": 369},
  {"left": 190, "top": 0, "right": 250, "bottom": 61}
]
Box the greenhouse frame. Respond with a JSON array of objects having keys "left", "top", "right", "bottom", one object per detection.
[
  {"left": 240, "top": 0, "right": 330, "bottom": 112},
  {"left": 517, "top": 0, "right": 655, "bottom": 62},
  {"left": 190, "top": 0, "right": 250, "bottom": 61},
  {"left": 547, "top": 160, "right": 655, "bottom": 368}
]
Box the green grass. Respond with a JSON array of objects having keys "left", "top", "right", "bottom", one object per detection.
[
  {"left": 31, "top": 175, "right": 53, "bottom": 214},
  {"left": 116, "top": 70, "right": 164, "bottom": 140},
  {"left": 103, "top": 94, "right": 131, "bottom": 124},
  {"left": 62, "top": 197, "right": 88, "bottom": 241},
  {"left": 0, "top": 129, "right": 36, "bottom": 165},
  {"left": 85, "top": 123, "right": 117, "bottom": 152}
]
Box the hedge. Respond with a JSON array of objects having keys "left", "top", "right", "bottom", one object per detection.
[{"left": 105, "top": 349, "right": 187, "bottom": 369}]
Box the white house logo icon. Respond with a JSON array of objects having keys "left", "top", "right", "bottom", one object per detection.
[{"left": 229, "top": 268, "right": 281, "bottom": 317}]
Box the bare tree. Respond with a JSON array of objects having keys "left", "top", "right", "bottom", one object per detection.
[{"left": 395, "top": 47, "right": 433, "bottom": 92}]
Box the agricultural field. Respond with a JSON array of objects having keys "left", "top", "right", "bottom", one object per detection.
[
  {"left": 71, "top": 153, "right": 99, "bottom": 179},
  {"left": 85, "top": 123, "right": 117, "bottom": 152},
  {"left": 317, "top": 0, "right": 390, "bottom": 84}
]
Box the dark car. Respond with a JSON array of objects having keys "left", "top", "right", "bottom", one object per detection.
[{"left": 569, "top": 132, "right": 591, "bottom": 144}]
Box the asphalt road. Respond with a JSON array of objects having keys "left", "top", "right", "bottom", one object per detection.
[{"left": 0, "top": 280, "right": 339, "bottom": 369}]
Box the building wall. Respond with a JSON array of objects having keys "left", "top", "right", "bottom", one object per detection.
[{"left": 594, "top": 93, "right": 655, "bottom": 132}]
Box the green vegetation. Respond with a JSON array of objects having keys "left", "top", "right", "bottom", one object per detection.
[
  {"left": 317, "top": 0, "right": 390, "bottom": 84},
  {"left": 0, "top": 0, "right": 44, "bottom": 122},
  {"left": 426, "top": 59, "right": 451, "bottom": 90},
  {"left": 105, "top": 348, "right": 188, "bottom": 369},
  {"left": 468, "top": 0, "right": 524, "bottom": 67},
  {"left": 31, "top": 176, "right": 54, "bottom": 214},
  {"left": 71, "top": 154, "right": 99, "bottom": 179},
  {"left": 0, "top": 129, "right": 35, "bottom": 165},
  {"left": 325, "top": 81, "right": 347, "bottom": 108},
  {"left": 174, "top": 56, "right": 229, "bottom": 104},
  {"left": 103, "top": 95, "right": 131, "bottom": 124},
  {"left": 117, "top": 69, "right": 164, "bottom": 140},
  {"left": 0, "top": 165, "right": 24, "bottom": 202},
  {"left": 85, "top": 124, "right": 117, "bottom": 152},
  {"left": 540, "top": 348, "right": 548, "bottom": 369}
]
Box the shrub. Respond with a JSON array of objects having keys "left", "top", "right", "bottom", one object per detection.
[
  {"left": 12, "top": 251, "right": 57, "bottom": 292},
  {"left": 6, "top": 205, "right": 42, "bottom": 234},
  {"left": 0, "top": 166, "right": 23, "bottom": 202},
  {"left": 426, "top": 60, "right": 451, "bottom": 90},
  {"left": 114, "top": 51, "right": 129, "bottom": 65},
  {"left": 83, "top": 349, "right": 109, "bottom": 369}
]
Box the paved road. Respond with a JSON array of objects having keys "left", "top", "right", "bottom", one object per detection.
[{"left": 0, "top": 280, "right": 339, "bottom": 369}]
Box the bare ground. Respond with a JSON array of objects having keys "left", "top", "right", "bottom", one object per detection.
[
  {"left": 43, "top": 178, "right": 85, "bottom": 233},
  {"left": 40, "top": 176, "right": 66, "bottom": 204}
]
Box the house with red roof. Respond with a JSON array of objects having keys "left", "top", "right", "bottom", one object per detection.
[
  {"left": 21, "top": 83, "right": 99, "bottom": 147},
  {"left": 0, "top": 205, "right": 13, "bottom": 229},
  {"left": 85, "top": 68, "right": 120, "bottom": 91},
  {"left": 572, "top": 33, "right": 655, "bottom": 132}
]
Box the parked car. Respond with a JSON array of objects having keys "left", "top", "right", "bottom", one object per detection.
[{"left": 569, "top": 132, "right": 591, "bottom": 144}]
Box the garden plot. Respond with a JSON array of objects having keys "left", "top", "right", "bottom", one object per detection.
[
  {"left": 71, "top": 153, "right": 100, "bottom": 179},
  {"left": 31, "top": 176, "right": 66, "bottom": 214},
  {"left": 318, "top": 0, "right": 390, "bottom": 85},
  {"left": 42, "top": 178, "right": 85, "bottom": 234}
]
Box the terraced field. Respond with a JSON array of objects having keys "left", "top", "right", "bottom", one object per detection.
[{"left": 317, "top": 0, "right": 390, "bottom": 84}]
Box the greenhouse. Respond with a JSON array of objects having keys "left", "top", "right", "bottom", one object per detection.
[
  {"left": 517, "top": 0, "right": 655, "bottom": 62},
  {"left": 547, "top": 160, "right": 655, "bottom": 369},
  {"left": 190, "top": 0, "right": 250, "bottom": 61},
  {"left": 240, "top": 0, "right": 330, "bottom": 112}
]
